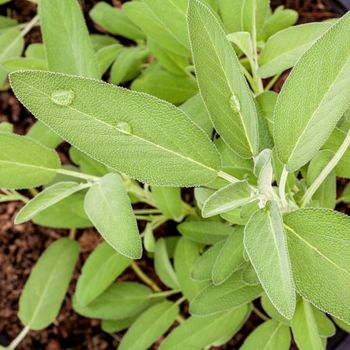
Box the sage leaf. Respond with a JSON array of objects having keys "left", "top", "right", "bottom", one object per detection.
[
  {"left": 40, "top": 0, "right": 99, "bottom": 79},
  {"left": 274, "top": 14, "right": 350, "bottom": 172},
  {"left": 291, "top": 299, "right": 323, "bottom": 350},
  {"left": 261, "top": 293, "right": 290, "bottom": 325},
  {"left": 159, "top": 305, "right": 250, "bottom": 350},
  {"left": 188, "top": 0, "right": 259, "bottom": 158},
  {"left": 244, "top": 201, "right": 296, "bottom": 319},
  {"left": 119, "top": 301, "right": 178, "bottom": 350},
  {"left": 95, "top": 43, "right": 122, "bottom": 77},
  {"left": 177, "top": 221, "right": 233, "bottom": 244},
  {"left": 190, "top": 273, "right": 262, "bottom": 316},
  {"left": 241, "top": 319, "right": 291, "bottom": 350},
  {"left": 212, "top": 227, "right": 244, "bottom": 285},
  {"left": 314, "top": 308, "right": 336, "bottom": 337},
  {"left": 19, "top": 238, "right": 79, "bottom": 330},
  {"left": 284, "top": 208, "right": 350, "bottom": 324},
  {"left": 84, "top": 173, "right": 142, "bottom": 259},
  {"left": 0, "top": 133, "right": 60, "bottom": 189},
  {"left": 258, "top": 23, "right": 331, "bottom": 78},
  {"left": 15, "top": 182, "right": 88, "bottom": 224},
  {"left": 202, "top": 181, "right": 254, "bottom": 218},
  {"left": 217, "top": 0, "right": 243, "bottom": 33},
  {"left": 10, "top": 70, "right": 220, "bottom": 187},
  {"left": 27, "top": 121, "right": 62, "bottom": 149},
  {"left": 75, "top": 242, "right": 131, "bottom": 306},
  {"left": 152, "top": 186, "right": 183, "bottom": 221},
  {"left": 174, "top": 238, "right": 209, "bottom": 300},
  {"left": 101, "top": 317, "right": 136, "bottom": 334},
  {"left": 90, "top": 2, "right": 144, "bottom": 41},
  {"left": 73, "top": 282, "right": 152, "bottom": 320},
  {"left": 154, "top": 238, "right": 179, "bottom": 290}
]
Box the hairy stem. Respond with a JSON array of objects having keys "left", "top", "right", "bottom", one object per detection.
[
  {"left": 252, "top": 306, "right": 269, "bottom": 321},
  {"left": 217, "top": 170, "right": 239, "bottom": 184},
  {"left": 279, "top": 166, "right": 289, "bottom": 209},
  {"left": 301, "top": 128, "right": 350, "bottom": 207},
  {"left": 130, "top": 261, "right": 162, "bottom": 292},
  {"left": 7, "top": 326, "right": 30, "bottom": 350},
  {"left": 21, "top": 14, "right": 39, "bottom": 37},
  {"left": 147, "top": 290, "right": 181, "bottom": 299}
]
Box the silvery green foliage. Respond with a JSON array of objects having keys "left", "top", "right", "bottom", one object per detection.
[{"left": 3, "top": 0, "right": 350, "bottom": 349}]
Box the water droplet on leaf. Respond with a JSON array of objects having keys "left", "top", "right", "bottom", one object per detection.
[
  {"left": 230, "top": 94, "right": 241, "bottom": 112},
  {"left": 51, "top": 90, "right": 75, "bottom": 106},
  {"left": 117, "top": 121, "right": 132, "bottom": 134}
]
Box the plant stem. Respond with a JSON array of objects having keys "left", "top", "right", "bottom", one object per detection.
[
  {"left": 279, "top": 166, "right": 289, "bottom": 209},
  {"left": 130, "top": 261, "right": 161, "bottom": 292},
  {"left": 252, "top": 306, "right": 269, "bottom": 321},
  {"left": 217, "top": 170, "right": 239, "bottom": 184},
  {"left": 28, "top": 188, "right": 38, "bottom": 197},
  {"left": 133, "top": 209, "right": 161, "bottom": 215},
  {"left": 147, "top": 289, "right": 181, "bottom": 299},
  {"left": 21, "top": 14, "right": 39, "bottom": 37},
  {"left": 301, "top": 128, "right": 350, "bottom": 207},
  {"left": 265, "top": 73, "right": 282, "bottom": 91},
  {"left": 56, "top": 168, "right": 98, "bottom": 181},
  {"left": 69, "top": 228, "right": 77, "bottom": 240},
  {"left": 7, "top": 326, "right": 30, "bottom": 350}
]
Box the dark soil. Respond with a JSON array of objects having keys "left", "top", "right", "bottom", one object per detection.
[{"left": 0, "top": 1, "right": 343, "bottom": 349}]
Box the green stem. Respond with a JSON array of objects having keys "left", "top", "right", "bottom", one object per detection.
[
  {"left": 265, "top": 73, "right": 282, "bottom": 91},
  {"left": 148, "top": 290, "right": 181, "bottom": 299},
  {"left": 301, "top": 128, "right": 350, "bottom": 207},
  {"left": 7, "top": 326, "right": 30, "bottom": 350},
  {"left": 21, "top": 14, "right": 39, "bottom": 37},
  {"left": 130, "top": 261, "right": 162, "bottom": 292},
  {"left": 56, "top": 168, "right": 98, "bottom": 181},
  {"left": 279, "top": 166, "right": 289, "bottom": 209},
  {"left": 252, "top": 306, "right": 269, "bottom": 321},
  {"left": 133, "top": 209, "right": 161, "bottom": 215},
  {"left": 217, "top": 170, "right": 239, "bottom": 184}
]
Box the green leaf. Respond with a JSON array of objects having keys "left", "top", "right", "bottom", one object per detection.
[
  {"left": 188, "top": 0, "right": 259, "bottom": 158},
  {"left": 0, "top": 133, "right": 60, "bottom": 189},
  {"left": 258, "top": 23, "right": 331, "bottom": 78},
  {"left": 244, "top": 201, "right": 295, "bottom": 319},
  {"left": 190, "top": 273, "right": 262, "bottom": 315},
  {"left": 0, "top": 122, "right": 12, "bottom": 133},
  {"left": 0, "top": 15, "right": 17, "bottom": 30},
  {"left": 284, "top": 208, "right": 350, "bottom": 324},
  {"left": 15, "top": 182, "right": 87, "bottom": 224},
  {"left": 152, "top": 186, "right": 183, "bottom": 221},
  {"left": 2, "top": 57, "right": 47, "bottom": 72},
  {"left": 75, "top": 242, "right": 130, "bottom": 306},
  {"left": 131, "top": 63, "right": 198, "bottom": 105},
  {"left": 10, "top": 70, "right": 220, "bottom": 187},
  {"left": 274, "top": 15, "right": 350, "bottom": 172},
  {"left": 0, "top": 28, "right": 24, "bottom": 86},
  {"left": 212, "top": 227, "right": 244, "bottom": 285},
  {"left": 124, "top": 0, "right": 190, "bottom": 57},
  {"left": 306, "top": 150, "right": 336, "bottom": 208},
  {"left": 332, "top": 316, "right": 350, "bottom": 333},
  {"left": 19, "top": 238, "right": 79, "bottom": 330},
  {"left": 73, "top": 282, "right": 152, "bottom": 320},
  {"left": 241, "top": 263, "right": 260, "bottom": 286},
  {"left": 241, "top": 320, "right": 291, "bottom": 350},
  {"left": 260, "top": 293, "right": 289, "bottom": 325},
  {"left": 143, "top": 223, "right": 155, "bottom": 253},
  {"left": 217, "top": 0, "right": 243, "bottom": 33},
  {"left": 33, "top": 192, "right": 92, "bottom": 229},
  {"left": 314, "top": 308, "right": 336, "bottom": 337},
  {"left": 202, "top": 181, "right": 254, "bottom": 218},
  {"left": 119, "top": 301, "right": 178, "bottom": 350},
  {"left": 154, "top": 238, "right": 179, "bottom": 290},
  {"left": 96, "top": 43, "right": 122, "bottom": 77},
  {"left": 291, "top": 299, "right": 323, "bottom": 350},
  {"left": 25, "top": 43, "right": 46, "bottom": 60},
  {"left": 159, "top": 305, "right": 250, "bottom": 350},
  {"left": 90, "top": 2, "right": 144, "bottom": 41},
  {"left": 227, "top": 31, "right": 254, "bottom": 63},
  {"left": 101, "top": 317, "right": 136, "bottom": 333},
  {"left": 27, "top": 121, "right": 63, "bottom": 149},
  {"left": 84, "top": 173, "right": 142, "bottom": 259},
  {"left": 174, "top": 238, "right": 209, "bottom": 300},
  {"left": 110, "top": 46, "right": 149, "bottom": 85},
  {"left": 177, "top": 221, "right": 233, "bottom": 244},
  {"left": 90, "top": 34, "right": 118, "bottom": 51},
  {"left": 192, "top": 241, "right": 225, "bottom": 281},
  {"left": 40, "top": 0, "right": 99, "bottom": 78},
  {"left": 180, "top": 94, "right": 213, "bottom": 137},
  {"left": 241, "top": 0, "right": 269, "bottom": 36}
]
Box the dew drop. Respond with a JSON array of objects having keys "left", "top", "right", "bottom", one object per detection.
[
  {"left": 117, "top": 121, "right": 132, "bottom": 134},
  {"left": 51, "top": 90, "right": 75, "bottom": 106},
  {"left": 230, "top": 94, "right": 241, "bottom": 113}
]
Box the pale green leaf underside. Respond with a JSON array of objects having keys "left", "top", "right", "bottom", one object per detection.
[
  {"left": 274, "top": 13, "right": 350, "bottom": 172},
  {"left": 188, "top": 0, "right": 259, "bottom": 158},
  {"left": 285, "top": 208, "right": 350, "bottom": 324},
  {"left": 244, "top": 202, "right": 296, "bottom": 319},
  {"left": 10, "top": 71, "right": 219, "bottom": 187}
]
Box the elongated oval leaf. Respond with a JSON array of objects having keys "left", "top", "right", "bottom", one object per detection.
[
  {"left": 0, "top": 133, "right": 60, "bottom": 189},
  {"left": 40, "top": 0, "right": 99, "bottom": 78},
  {"left": 19, "top": 238, "right": 79, "bottom": 330},
  {"left": 152, "top": 186, "right": 183, "bottom": 221},
  {"left": 159, "top": 305, "right": 250, "bottom": 350},
  {"left": 73, "top": 282, "right": 152, "bottom": 320},
  {"left": 119, "top": 301, "right": 178, "bottom": 350},
  {"left": 244, "top": 201, "right": 296, "bottom": 319},
  {"left": 84, "top": 173, "right": 142, "bottom": 259},
  {"left": 274, "top": 13, "right": 350, "bottom": 172},
  {"left": 241, "top": 319, "right": 291, "bottom": 350},
  {"left": 190, "top": 273, "right": 262, "bottom": 316},
  {"left": 75, "top": 241, "right": 130, "bottom": 306},
  {"left": 15, "top": 182, "right": 87, "bottom": 224},
  {"left": 10, "top": 71, "right": 219, "bottom": 187},
  {"left": 284, "top": 208, "right": 350, "bottom": 324},
  {"left": 188, "top": 0, "right": 259, "bottom": 158}
]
